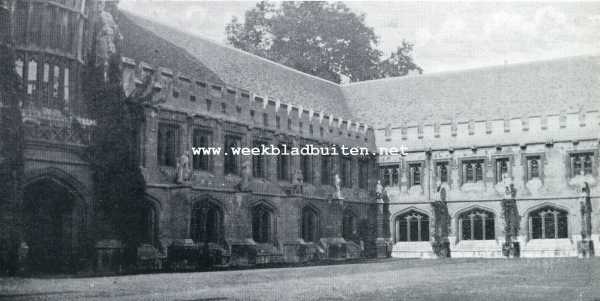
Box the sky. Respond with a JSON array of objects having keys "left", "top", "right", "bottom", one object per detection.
[{"left": 118, "top": 1, "right": 600, "bottom": 74}]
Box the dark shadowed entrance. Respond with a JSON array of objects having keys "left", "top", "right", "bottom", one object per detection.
[{"left": 23, "top": 179, "right": 78, "bottom": 273}]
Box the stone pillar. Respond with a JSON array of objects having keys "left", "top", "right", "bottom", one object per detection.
[{"left": 375, "top": 197, "right": 388, "bottom": 258}]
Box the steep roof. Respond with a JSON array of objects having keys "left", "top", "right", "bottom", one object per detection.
[
  {"left": 342, "top": 55, "right": 600, "bottom": 128},
  {"left": 118, "top": 12, "right": 354, "bottom": 120},
  {"left": 117, "top": 12, "right": 224, "bottom": 85}
]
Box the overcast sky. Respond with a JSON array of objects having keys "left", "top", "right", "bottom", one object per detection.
[{"left": 119, "top": 1, "right": 600, "bottom": 73}]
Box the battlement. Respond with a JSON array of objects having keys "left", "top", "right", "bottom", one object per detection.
[
  {"left": 377, "top": 109, "right": 600, "bottom": 151},
  {"left": 121, "top": 57, "right": 376, "bottom": 148}
]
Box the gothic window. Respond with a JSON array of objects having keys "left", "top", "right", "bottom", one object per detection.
[
  {"left": 462, "top": 160, "right": 484, "bottom": 183},
  {"left": 63, "top": 67, "right": 69, "bottom": 103},
  {"left": 526, "top": 156, "right": 541, "bottom": 180},
  {"left": 380, "top": 165, "right": 399, "bottom": 187},
  {"left": 224, "top": 135, "right": 241, "bottom": 175},
  {"left": 395, "top": 210, "right": 430, "bottom": 242},
  {"left": 276, "top": 116, "right": 281, "bottom": 129},
  {"left": 262, "top": 113, "right": 268, "bottom": 127},
  {"left": 190, "top": 201, "right": 223, "bottom": 243},
  {"left": 14, "top": 1, "right": 27, "bottom": 45},
  {"left": 52, "top": 65, "right": 60, "bottom": 98},
  {"left": 252, "top": 204, "right": 273, "bottom": 243},
  {"left": 157, "top": 123, "right": 180, "bottom": 167},
  {"left": 358, "top": 159, "right": 369, "bottom": 189},
  {"left": 252, "top": 140, "right": 268, "bottom": 179},
  {"left": 321, "top": 155, "right": 331, "bottom": 185},
  {"left": 342, "top": 210, "right": 358, "bottom": 241},
  {"left": 529, "top": 206, "right": 568, "bottom": 239},
  {"left": 27, "top": 60, "right": 38, "bottom": 95},
  {"left": 459, "top": 208, "right": 495, "bottom": 240},
  {"left": 495, "top": 158, "right": 510, "bottom": 183},
  {"left": 409, "top": 163, "right": 422, "bottom": 186},
  {"left": 570, "top": 152, "right": 594, "bottom": 177},
  {"left": 192, "top": 129, "right": 211, "bottom": 171},
  {"left": 436, "top": 161, "right": 449, "bottom": 183},
  {"left": 301, "top": 206, "right": 319, "bottom": 243},
  {"left": 287, "top": 119, "right": 292, "bottom": 130},
  {"left": 340, "top": 156, "right": 352, "bottom": 187},
  {"left": 276, "top": 144, "right": 290, "bottom": 181},
  {"left": 138, "top": 201, "right": 157, "bottom": 246},
  {"left": 43, "top": 63, "right": 50, "bottom": 83},
  {"left": 301, "top": 154, "right": 312, "bottom": 184},
  {"left": 15, "top": 59, "right": 24, "bottom": 78}
]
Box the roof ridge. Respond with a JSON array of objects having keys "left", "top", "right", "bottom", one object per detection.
[
  {"left": 119, "top": 10, "right": 343, "bottom": 88},
  {"left": 342, "top": 53, "right": 600, "bottom": 87}
]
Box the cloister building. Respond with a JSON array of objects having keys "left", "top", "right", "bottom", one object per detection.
[{"left": 0, "top": 0, "right": 598, "bottom": 274}]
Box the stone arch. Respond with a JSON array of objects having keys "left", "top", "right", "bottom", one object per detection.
[
  {"left": 523, "top": 202, "right": 570, "bottom": 240},
  {"left": 249, "top": 200, "right": 277, "bottom": 244},
  {"left": 300, "top": 203, "right": 320, "bottom": 243},
  {"left": 391, "top": 207, "right": 431, "bottom": 243},
  {"left": 24, "top": 167, "right": 91, "bottom": 203},
  {"left": 454, "top": 204, "right": 497, "bottom": 241},
  {"left": 189, "top": 195, "right": 225, "bottom": 245},
  {"left": 342, "top": 207, "right": 360, "bottom": 242},
  {"left": 22, "top": 167, "right": 91, "bottom": 273}
]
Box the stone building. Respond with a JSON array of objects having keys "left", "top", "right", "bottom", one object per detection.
[
  {"left": 0, "top": 0, "right": 381, "bottom": 274},
  {"left": 0, "top": 0, "right": 598, "bottom": 275},
  {"left": 344, "top": 56, "right": 600, "bottom": 258}
]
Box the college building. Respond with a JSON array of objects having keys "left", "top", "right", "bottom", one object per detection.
[{"left": 0, "top": 0, "right": 598, "bottom": 274}]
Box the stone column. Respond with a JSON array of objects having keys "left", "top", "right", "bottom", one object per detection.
[{"left": 375, "top": 197, "right": 388, "bottom": 258}]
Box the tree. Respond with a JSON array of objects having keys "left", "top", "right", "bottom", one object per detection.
[
  {"left": 226, "top": 1, "right": 422, "bottom": 83},
  {"left": 86, "top": 54, "right": 149, "bottom": 265}
]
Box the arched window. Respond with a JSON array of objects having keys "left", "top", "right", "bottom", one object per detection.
[
  {"left": 529, "top": 206, "right": 568, "bottom": 239},
  {"left": 138, "top": 201, "right": 158, "bottom": 246},
  {"left": 459, "top": 208, "right": 495, "bottom": 240},
  {"left": 395, "top": 210, "right": 430, "bottom": 242},
  {"left": 27, "top": 60, "right": 37, "bottom": 95},
  {"left": 15, "top": 58, "right": 24, "bottom": 78},
  {"left": 301, "top": 206, "right": 319, "bottom": 243},
  {"left": 252, "top": 204, "right": 273, "bottom": 243},
  {"left": 190, "top": 200, "right": 223, "bottom": 244},
  {"left": 342, "top": 210, "right": 358, "bottom": 241}
]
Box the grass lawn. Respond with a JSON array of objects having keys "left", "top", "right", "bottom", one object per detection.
[{"left": 1, "top": 258, "right": 599, "bottom": 300}]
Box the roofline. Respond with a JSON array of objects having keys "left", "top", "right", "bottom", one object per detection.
[
  {"left": 342, "top": 53, "right": 600, "bottom": 87},
  {"left": 120, "top": 9, "right": 342, "bottom": 88},
  {"left": 119, "top": 10, "right": 599, "bottom": 93}
]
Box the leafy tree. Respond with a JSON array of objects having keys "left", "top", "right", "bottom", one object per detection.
[
  {"left": 0, "top": 40, "right": 25, "bottom": 274},
  {"left": 86, "top": 54, "right": 150, "bottom": 264},
  {"left": 226, "top": 1, "right": 422, "bottom": 83}
]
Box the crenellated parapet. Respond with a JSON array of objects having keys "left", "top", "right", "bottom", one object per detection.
[
  {"left": 121, "top": 56, "right": 377, "bottom": 150},
  {"left": 377, "top": 109, "right": 600, "bottom": 152}
]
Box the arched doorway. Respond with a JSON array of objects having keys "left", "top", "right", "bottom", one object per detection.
[
  {"left": 342, "top": 209, "right": 358, "bottom": 242},
  {"left": 301, "top": 206, "right": 319, "bottom": 243},
  {"left": 23, "top": 179, "right": 80, "bottom": 273},
  {"left": 190, "top": 200, "right": 224, "bottom": 244},
  {"left": 252, "top": 204, "right": 274, "bottom": 244}
]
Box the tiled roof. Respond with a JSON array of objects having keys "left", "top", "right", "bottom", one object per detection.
[
  {"left": 119, "top": 12, "right": 354, "bottom": 120},
  {"left": 117, "top": 12, "right": 224, "bottom": 85},
  {"left": 342, "top": 55, "right": 600, "bottom": 128}
]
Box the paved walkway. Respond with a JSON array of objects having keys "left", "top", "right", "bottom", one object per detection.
[{"left": 1, "top": 258, "right": 599, "bottom": 300}]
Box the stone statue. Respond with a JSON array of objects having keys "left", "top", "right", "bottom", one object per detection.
[
  {"left": 96, "top": 1, "right": 123, "bottom": 79},
  {"left": 580, "top": 182, "right": 592, "bottom": 240},
  {"left": 292, "top": 169, "right": 304, "bottom": 194},
  {"left": 375, "top": 180, "right": 384, "bottom": 199},
  {"left": 238, "top": 158, "right": 251, "bottom": 191},
  {"left": 176, "top": 151, "right": 192, "bottom": 183},
  {"left": 334, "top": 173, "right": 343, "bottom": 199}
]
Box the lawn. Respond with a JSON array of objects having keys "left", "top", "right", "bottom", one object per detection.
[{"left": 1, "top": 258, "right": 599, "bottom": 300}]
